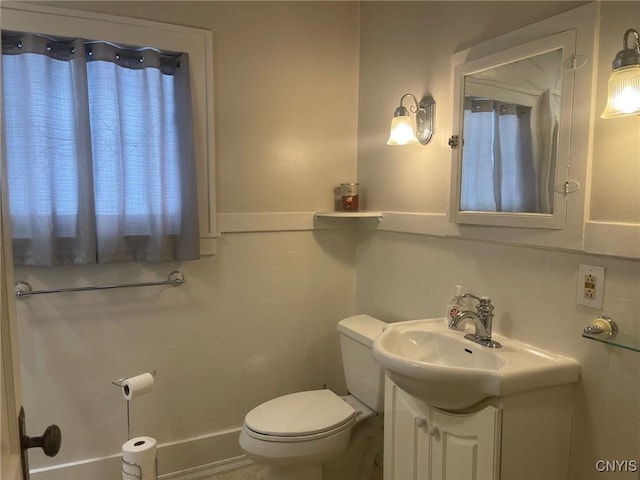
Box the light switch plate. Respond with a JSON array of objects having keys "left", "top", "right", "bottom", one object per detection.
[{"left": 576, "top": 264, "right": 605, "bottom": 309}]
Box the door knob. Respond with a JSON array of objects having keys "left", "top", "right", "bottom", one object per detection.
[
  {"left": 22, "top": 424, "right": 62, "bottom": 457},
  {"left": 19, "top": 407, "right": 62, "bottom": 480}
]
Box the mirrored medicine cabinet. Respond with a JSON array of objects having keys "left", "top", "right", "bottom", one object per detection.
[{"left": 450, "top": 29, "right": 577, "bottom": 230}]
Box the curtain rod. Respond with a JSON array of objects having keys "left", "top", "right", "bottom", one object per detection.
[{"left": 14, "top": 271, "right": 185, "bottom": 298}]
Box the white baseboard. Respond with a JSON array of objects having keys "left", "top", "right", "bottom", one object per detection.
[
  {"left": 160, "top": 456, "right": 254, "bottom": 480},
  {"left": 30, "top": 428, "right": 247, "bottom": 480}
]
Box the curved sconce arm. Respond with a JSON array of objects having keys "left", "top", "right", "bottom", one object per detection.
[
  {"left": 614, "top": 28, "right": 640, "bottom": 68},
  {"left": 393, "top": 93, "right": 420, "bottom": 116}
]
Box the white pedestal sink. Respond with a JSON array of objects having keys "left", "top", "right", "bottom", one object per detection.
[{"left": 372, "top": 318, "right": 580, "bottom": 410}]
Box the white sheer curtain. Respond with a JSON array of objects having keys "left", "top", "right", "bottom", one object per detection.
[
  {"left": 460, "top": 97, "right": 537, "bottom": 213},
  {"left": 536, "top": 89, "right": 558, "bottom": 214},
  {"left": 2, "top": 33, "right": 199, "bottom": 265}
]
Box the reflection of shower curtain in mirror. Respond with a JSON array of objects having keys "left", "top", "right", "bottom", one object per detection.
[
  {"left": 461, "top": 97, "right": 546, "bottom": 213},
  {"left": 537, "top": 90, "right": 558, "bottom": 214}
]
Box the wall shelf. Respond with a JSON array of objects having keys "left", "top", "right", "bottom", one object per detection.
[
  {"left": 581, "top": 316, "right": 638, "bottom": 353},
  {"left": 581, "top": 332, "right": 640, "bottom": 353},
  {"left": 314, "top": 211, "right": 383, "bottom": 219}
]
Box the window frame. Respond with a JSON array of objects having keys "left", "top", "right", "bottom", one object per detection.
[{"left": 1, "top": 1, "right": 218, "bottom": 255}]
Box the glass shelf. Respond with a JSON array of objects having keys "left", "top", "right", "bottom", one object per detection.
[
  {"left": 314, "top": 211, "right": 383, "bottom": 219},
  {"left": 582, "top": 331, "right": 640, "bottom": 353}
]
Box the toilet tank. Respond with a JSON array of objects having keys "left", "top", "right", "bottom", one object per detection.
[{"left": 337, "top": 314, "right": 386, "bottom": 412}]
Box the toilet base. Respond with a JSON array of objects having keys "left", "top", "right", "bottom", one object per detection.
[
  {"left": 323, "top": 415, "right": 383, "bottom": 480},
  {"left": 266, "top": 464, "right": 322, "bottom": 480}
]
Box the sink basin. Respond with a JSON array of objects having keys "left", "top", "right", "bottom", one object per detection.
[{"left": 373, "top": 318, "right": 580, "bottom": 410}]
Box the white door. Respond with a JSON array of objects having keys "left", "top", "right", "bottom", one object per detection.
[
  {"left": 0, "top": 14, "right": 62, "bottom": 478},
  {"left": 0, "top": 5, "right": 65, "bottom": 474},
  {"left": 0, "top": 33, "right": 24, "bottom": 475},
  {"left": 0, "top": 2, "right": 23, "bottom": 472}
]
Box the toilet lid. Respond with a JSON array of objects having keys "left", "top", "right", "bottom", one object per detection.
[{"left": 245, "top": 390, "right": 355, "bottom": 437}]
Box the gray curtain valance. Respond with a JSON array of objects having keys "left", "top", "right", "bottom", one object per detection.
[{"left": 2, "top": 33, "right": 185, "bottom": 73}]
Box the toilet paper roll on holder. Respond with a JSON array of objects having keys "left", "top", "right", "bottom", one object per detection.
[
  {"left": 112, "top": 371, "right": 156, "bottom": 389},
  {"left": 112, "top": 371, "right": 156, "bottom": 441}
]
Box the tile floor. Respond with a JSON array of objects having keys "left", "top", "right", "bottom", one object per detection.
[
  {"left": 209, "top": 463, "right": 383, "bottom": 480},
  {"left": 209, "top": 464, "right": 266, "bottom": 480}
]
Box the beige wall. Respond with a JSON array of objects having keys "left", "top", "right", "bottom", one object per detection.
[
  {"left": 11, "top": 1, "right": 361, "bottom": 474},
  {"left": 356, "top": 1, "right": 581, "bottom": 213},
  {"left": 356, "top": 231, "right": 639, "bottom": 479},
  {"left": 49, "top": 0, "right": 361, "bottom": 213},
  {"left": 19, "top": 230, "right": 357, "bottom": 472},
  {"left": 8, "top": 1, "right": 640, "bottom": 478},
  {"left": 356, "top": 2, "right": 639, "bottom": 479},
  {"left": 590, "top": 1, "right": 640, "bottom": 223}
]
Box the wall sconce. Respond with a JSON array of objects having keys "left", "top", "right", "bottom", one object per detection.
[
  {"left": 387, "top": 94, "right": 435, "bottom": 145},
  {"left": 601, "top": 28, "right": 640, "bottom": 118}
]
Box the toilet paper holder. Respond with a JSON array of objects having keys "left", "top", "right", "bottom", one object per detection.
[
  {"left": 122, "top": 457, "right": 142, "bottom": 480},
  {"left": 122, "top": 455, "right": 158, "bottom": 480},
  {"left": 112, "top": 371, "right": 157, "bottom": 389},
  {"left": 112, "top": 371, "right": 157, "bottom": 441},
  {"left": 115, "top": 374, "right": 158, "bottom": 480}
]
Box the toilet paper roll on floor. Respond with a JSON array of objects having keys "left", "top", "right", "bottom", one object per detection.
[
  {"left": 122, "top": 373, "right": 155, "bottom": 400},
  {"left": 122, "top": 436, "right": 157, "bottom": 480}
]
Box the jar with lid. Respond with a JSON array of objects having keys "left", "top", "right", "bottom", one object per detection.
[{"left": 340, "top": 183, "right": 359, "bottom": 211}]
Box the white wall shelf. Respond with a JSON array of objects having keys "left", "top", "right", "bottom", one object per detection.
[{"left": 314, "top": 211, "right": 383, "bottom": 219}]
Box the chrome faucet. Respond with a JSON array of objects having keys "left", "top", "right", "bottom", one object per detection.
[{"left": 449, "top": 294, "right": 501, "bottom": 348}]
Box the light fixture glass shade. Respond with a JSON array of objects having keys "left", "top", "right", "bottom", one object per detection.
[
  {"left": 387, "top": 116, "right": 418, "bottom": 145},
  {"left": 601, "top": 65, "right": 640, "bottom": 118}
]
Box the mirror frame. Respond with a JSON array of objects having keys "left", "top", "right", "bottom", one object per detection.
[{"left": 450, "top": 29, "right": 576, "bottom": 229}]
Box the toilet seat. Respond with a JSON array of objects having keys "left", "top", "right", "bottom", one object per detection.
[{"left": 244, "top": 390, "right": 356, "bottom": 441}]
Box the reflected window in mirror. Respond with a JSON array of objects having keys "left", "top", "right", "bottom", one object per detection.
[{"left": 460, "top": 48, "right": 562, "bottom": 215}]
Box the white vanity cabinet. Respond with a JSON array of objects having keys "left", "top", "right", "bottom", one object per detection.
[{"left": 384, "top": 376, "right": 574, "bottom": 480}]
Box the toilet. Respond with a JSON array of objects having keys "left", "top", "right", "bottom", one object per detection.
[{"left": 239, "top": 314, "right": 386, "bottom": 480}]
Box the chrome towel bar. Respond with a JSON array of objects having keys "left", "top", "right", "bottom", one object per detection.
[{"left": 14, "top": 271, "right": 185, "bottom": 298}]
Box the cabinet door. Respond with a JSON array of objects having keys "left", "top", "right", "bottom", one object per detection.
[
  {"left": 429, "top": 406, "right": 501, "bottom": 480},
  {"left": 384, "top": 377, "right": 432, "bottom": 480},
  {"left": 384, "top": 377, "right": 501, "bottom": 480}
]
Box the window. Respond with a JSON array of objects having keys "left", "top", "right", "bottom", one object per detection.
[
  {"left": 2, "top": 33, "right": 199, "bottom": 265},
  {"left": 1, "top": 3, "right": 217, "bottom": 264}
]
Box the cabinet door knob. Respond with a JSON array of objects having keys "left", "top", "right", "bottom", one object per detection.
[{"left": 415, "top": 417, "right": 439, "bottom": 436}]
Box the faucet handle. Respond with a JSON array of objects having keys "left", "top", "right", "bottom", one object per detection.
[
  {"left": 462, "top": 293, "right": 492, "bottom": 305},
  {"left": 462, "top": 293, "right": 482, "bottom": 303},
  {"left": 463, "top": 294, "right": 494, "bottom": 315},
  {"left": 477, "top": 297, "right": 494, "bottom": 315}
]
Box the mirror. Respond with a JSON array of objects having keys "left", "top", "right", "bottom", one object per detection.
[{"left": 451, "top": 30, "right": 576, "bottom": 229}]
